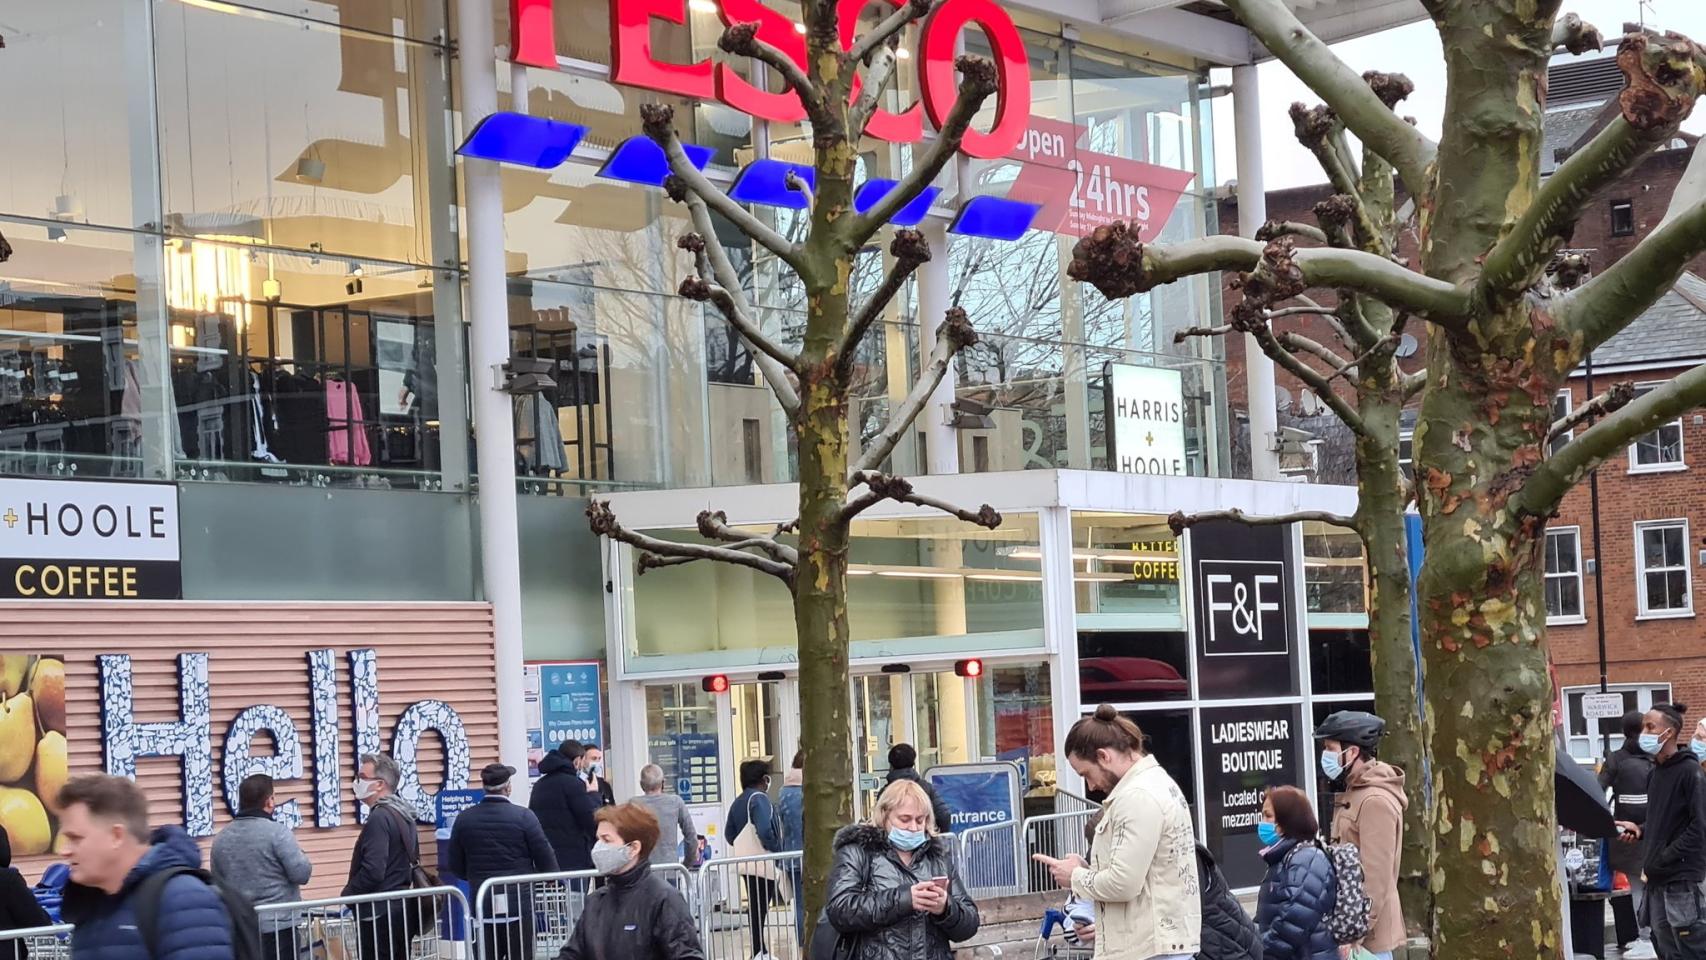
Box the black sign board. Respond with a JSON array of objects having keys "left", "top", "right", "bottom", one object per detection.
[
  {"left": 1190, "top": 520, "right": 1299, "bottom": 699},
  {"left": 1200, "top": 702, "right": 1303, "bottom": 890}
]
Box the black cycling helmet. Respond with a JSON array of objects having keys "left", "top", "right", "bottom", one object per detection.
[{"left": 1314, "top": 710, "right": 1386, "bottom": 749}]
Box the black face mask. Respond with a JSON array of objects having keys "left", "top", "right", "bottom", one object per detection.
[{"left": 1085, "top": 787, "right": 1109, "bottom": 805}]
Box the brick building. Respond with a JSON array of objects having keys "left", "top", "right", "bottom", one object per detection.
[{"left": 1216, "top": 51, "right": 1706, "bottom": 757}]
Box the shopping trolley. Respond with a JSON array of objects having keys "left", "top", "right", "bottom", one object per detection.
[{"left": 1035, "top": 907, "right": 1096, "bottom": 960}]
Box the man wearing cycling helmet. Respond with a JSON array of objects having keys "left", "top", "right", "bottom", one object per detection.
[{"left": 1315, "top": 711, "right": 1407, "bottom": 960}]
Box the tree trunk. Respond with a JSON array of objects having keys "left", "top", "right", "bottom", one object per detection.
[{"left": 1352, "top": 365, "right": 1431, "bottom": 936}]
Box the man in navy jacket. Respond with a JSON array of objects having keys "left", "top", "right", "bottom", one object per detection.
[
  {"left": 450, "top": 764, "right": 559, "bottom": 960},
  {"left": 58, "top": 775, "right": 234, "bottom": 960}
]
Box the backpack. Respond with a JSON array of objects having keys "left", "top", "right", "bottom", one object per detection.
[
  {"left": 132, "top": 865, "right": 263, "bottom": 960},
  {"left": 1315, "top": 840, "right": 1372, "bottom": 945}
]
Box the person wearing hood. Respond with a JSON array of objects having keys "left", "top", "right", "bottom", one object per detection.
[
  {"left": 0, "top": 824, "right": 52, "bottom": 959},
  {"left": 531, "top": 741, "right": 602, "bottom": 873},
  {"left": 556, "top": 802, "right": 705, "bottom": 960},
  {"left": 1619, "top": 704, "right": 1706, "bottom": 960},
  {"left": 778, "top": 751, "right": 806, "bottom": 948},
  {"left": 1254, "top": 786, "right": 1337, "bottom": 960},
  {"left": 343, "top": 753, "right": 426, "bottom": 960},
  {"left": 58, "top": 774, "right": 234, "bottom": 960},
  {"left": 212, "top": 774, "right": 313, "bottom": 960},
  {"left": 884, "top": 745, "right": 952, "bottom": 834},
  {"left": 1315, "top": 711, "right": 1407, "bottom": 960},
  {"left": 1604, "top": 710, "right": 1659, "bottom": 960},
  {"left": 817, "top": 778, "right": 979, "bottom": 960}
]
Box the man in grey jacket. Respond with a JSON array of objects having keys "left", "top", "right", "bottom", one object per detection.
[
  {"left": 211, "top": 774, "right": 313, "bottom": 959},
  {"left": 634, "top": 764, "right": 699, "bottom": 870}
]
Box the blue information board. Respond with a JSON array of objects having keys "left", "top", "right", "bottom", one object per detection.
[
  {"left": 539, "top": 662, "right": 603, "bottom": 749},
  {"left": 928, "top": 762, "right": 1023, "bottom": 889},
  {"left": 650, "top": 731, "right": 721, "bottom": 805}
]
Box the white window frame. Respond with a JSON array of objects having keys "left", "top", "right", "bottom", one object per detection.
[
  {"left": 1398, "top": 430, "right": 1413, "bottom": 480},
  {"left": 1561, "top": 682, "right": 1672, "bottom": 762},
  {"left": 1628, "top": 382, "right": 1686, "bottom": 473},
  {"left": 1544, "top": 526, "right": 1585, "bottom": 625},
  {"left": 1550, "top": 389, "right": 1572, "bottom": 455},
  {"left": 1635, "top": 518, "right": 1694, "bottom": 619}
]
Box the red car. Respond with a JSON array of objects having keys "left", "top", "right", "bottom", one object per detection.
[{"left": 1078, "top": 657, "right": 1188, "bottom": 698}]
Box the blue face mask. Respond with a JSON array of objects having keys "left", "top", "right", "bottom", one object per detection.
[
  {"left": 888, "top": 827, "right": 928, "bottom": 851},
  {"left": 1257, "top": 821, "right": 1281, "bottom": 847},
  {"left": 1320, "top": 749, "right": 1344, "bottom": 780},
  {"left": 1691, "top": 739, "right": 1706, "bottom": 760},
  {"left": 1640, "top": 733, "right": 1665, "bottom": 755}
]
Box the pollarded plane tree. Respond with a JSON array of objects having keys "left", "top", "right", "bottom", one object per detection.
[
  {"left": 1068, "top": 2, "right": 1706, "bottom": 956},
  {"left": 583, "top": 0, "right": 1007, "bottom": 927}
]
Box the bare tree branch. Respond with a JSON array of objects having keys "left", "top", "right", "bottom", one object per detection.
[
  {"left": 697, "top": 509, "right": 800, "bottom": 566},
  {"left": 1552, "top": 13, "right": 1605, "bottom": 54},
  {"left": 849, "top": 56, "right": 998, "bottom": 245},
  {"left": 675, "top": 198, "right": 801, "bottom": 414},
  {"left": 1549, "top": 381, "right": 1636, "bottom": 445},
  {"left": 1403, "top": 369, "right": 1426, "bottom": 401},
  {"left": 844, "top": 471, "right": 1001, "bottom": 527},
  {"left": 644, "top": 104, "right": 805, "bottom": 276},
  {"left": 1327, "top": 332, "right": 1403, "bottom": 384},
  {"left": 678, "top": 239, "right": 799, "bottom": 374},
  {"left": 719, "top": 23, "right": 835, "bottom": 133},
  {"left": 1482, "top": 33, "right": 1701, "bottom": 305},
  {"left": 851, "top": 307, "right": 977, "bottom": 475},
  {"left": 846, "top": 0, "right": 934, "bottom": 67},
  {"left": 838, "top": 230, "right": 930, "bottom": 378},
  {"left": 1518, "top": 367, "right": 1706, "bottom": 514},
  {"left": 1168, "top": 507, "right": 1359, "bottom": 536},
  {"left": 1069, "top": 227, "right": 1472, "bottom": 325},
  {"left": 1256, "top": 220, "right": 1330, "bottom": 245},
  {"left": 1174, "top": 324, "right": 1236, "bottom": 343},
  {"left": 1223, "top": 0, "right": 1436, "bottom": 192},
  {"left": 1251, "top": 321, "right": 1368, "bottom": 434},
  {"left": 849, "top": 44, "right": 900, "bottom": 140},
  {"left": 1561, "top": 195, "right": 1706, "bottom": 353},
  {"left": 1275, "top": 330, "right": 1353, "bottom": 372},
  {"left": 1661, "top": 133, "right": 1706, "bottom": 230},
  {"left": 588, "top": 501, "right": 796, "bottom": 581}
]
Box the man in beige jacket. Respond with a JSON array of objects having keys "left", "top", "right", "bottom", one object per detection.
[
  {"left": 1316, "top": 710, "right": 1408, "bottom": 960},
  {"left": 1036, "top": 704, "right": 1201, "bottom": 960}
]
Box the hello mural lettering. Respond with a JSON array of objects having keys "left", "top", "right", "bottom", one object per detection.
[{"left": 99, "top": 649, "right": 469, "bottom": 836}]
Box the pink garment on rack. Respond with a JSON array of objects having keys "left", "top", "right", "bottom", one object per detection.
[{"left": 325, "top": 379, "right": 372, "bottom": 466}]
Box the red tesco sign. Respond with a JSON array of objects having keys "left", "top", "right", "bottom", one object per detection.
[{"left": 511, "top": 0, "right": 1033, "bottom": 159}]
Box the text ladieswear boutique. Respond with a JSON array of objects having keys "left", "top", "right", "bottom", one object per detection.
[{"left": 0, "top": 476, "right": 497, "bottom": 894}]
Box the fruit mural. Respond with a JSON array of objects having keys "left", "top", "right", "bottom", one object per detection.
[{"left": 0, "top": 655, "right": 65, "bottom": 857}]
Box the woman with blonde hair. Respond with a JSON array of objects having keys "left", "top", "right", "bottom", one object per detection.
[{"left": 815, "top": 777, "right": 979, "bottom": 960}]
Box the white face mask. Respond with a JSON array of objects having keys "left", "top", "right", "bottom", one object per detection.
[
  {"left": 591, "top": 840, "right": 633, "bottom": 875},
  {"left": 355, "top": 778, "right": 382, "bottom": 803}
]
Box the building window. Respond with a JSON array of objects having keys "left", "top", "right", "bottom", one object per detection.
[
  {"left": 1544, "top": 527, "right": 1584, "bottom": 623},
  {"left": 1611, "top": 200, "right": 1636, "bottom": 237},
  {"left": 741, "top": 419, "right": 763, "bottom": 484},
  {"left": 1550, "top": 390, "right": 1572, "bottom": 455},
  {"left": 1398, "top": 431, "right": 1413, "bottom": 481},
  {"left": 1629, "top": 383, "right": 1685, "bottom": 471},
  {"left": 1562, "top": 683, "right": 1671, "bottom": 761},
  {"left": 1636, "top": 519, "right": 1693, "bottom": 617}
]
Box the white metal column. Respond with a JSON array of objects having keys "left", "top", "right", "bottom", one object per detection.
[
  {"left": 917, "top": 221, "right": 960, "bottom": 474},
  {"left": 1039, "top": 507, "right": 1084, "bottom": 798},
  {"left": 453, "top": 0, "right": 531, "bottom": 798},
  {"left": 1233, "top": 65, "right": 1281, "bottom": 481}
]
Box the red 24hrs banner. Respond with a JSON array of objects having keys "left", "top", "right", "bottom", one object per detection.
[{"left": 1005, "top": 117, "right": 1197, "bottom": 240}]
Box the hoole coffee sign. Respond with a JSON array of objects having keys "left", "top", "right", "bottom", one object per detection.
[
  {"left": 0, "top": 479, "right": 180, "bottom": 600},
  {"left": 510, "top": 0, "right": 1033, "bottom": 158}
]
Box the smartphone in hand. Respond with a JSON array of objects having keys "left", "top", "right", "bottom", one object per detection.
[{"left": 931, "top": 875, "right": 950, "bottom": 891}]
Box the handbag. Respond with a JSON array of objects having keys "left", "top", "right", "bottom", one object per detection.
[{"left": 730, "top": 793, "right": 793, "bottom": 901}]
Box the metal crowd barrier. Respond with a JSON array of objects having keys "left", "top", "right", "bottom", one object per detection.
[
  {"left": 0, "top": 923, "right": 71, "bottom": 959},
  {"left": 958, "top": 820, "right": 1025, "bottom": 898},
  {"left": 253, "top": 885, "right": 472, "bottom": 960},
  {"left": 697, "top": 851, "right": 804, "bottom": 960},
  {"left": 1023, "top": 810, "right": 1096, "bottom": 895},
  {"left": 470, "top": 864, "right": 693, "bottom": 960}
]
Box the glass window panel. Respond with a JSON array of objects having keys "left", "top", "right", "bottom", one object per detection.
[
  {"left": 154, "top": 4, "right": 454, "bottom": 267},
  {"left": 234, "top": 1, "right": 446, "bottom": 42},
  {"left": 628, "top": 514, "right": 1045, "bottom": 669},
  {"left": 1304, "top": 523, "right": 1366, "bottom": 613},
  {"left": 1310, "top": 629, "right": 1372, "bottom": 695},
  {"left": 1629, "top": 384, "right": 1684, "bottom": 467},
  {"left": 1070, "top": 512, "right": 1182, "bottom": 619},
  {"left": 979, "top": 665, "right": 1057, "bottom": 806},
  {"left": 0, "top": 2, "right": 151, "bottom": 230},
  {"left": 0, "top": 220, "right": 153, "bottom": 479},
  {"left": 1076, "top": 631, "right": 1189, "bottom": 705},
  {"left": 1638, "top": 521, "right": 1692, "bottom": 614},
  {"left": 167, "top": 242, "right": 448, "bottom": 487}
]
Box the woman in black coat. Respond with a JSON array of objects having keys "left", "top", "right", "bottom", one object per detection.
[
  {"left": 819, "top": 778, "right": 979, "bottom": 960},
  {"left": 0, "top": 827, "right": 52, "bottom": 960},
  {"left": 556, "top": 802, "right": 704, "bottom": 960},
  {"left": 1254, "top": 786, "right": 1338, "bottom": 960}
]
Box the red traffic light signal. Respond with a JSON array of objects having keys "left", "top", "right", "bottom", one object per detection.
[
  {"left": 953, "top": 659, "right": 984, "bottom": 679},
  {"left": 701, "top": 674, "right": 730, "bottom": 694}
]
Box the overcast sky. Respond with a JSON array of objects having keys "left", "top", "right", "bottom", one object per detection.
[{"left": 1209, "top": 0, "right": 1706, "bottom": 189}]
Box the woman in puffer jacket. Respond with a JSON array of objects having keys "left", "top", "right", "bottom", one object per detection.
[
  {"left": 1254, "top": 786, "right": 1338, "bottom": 960},
  {"left": 819, "top": 778, "right": 979, "bottom": 960}
]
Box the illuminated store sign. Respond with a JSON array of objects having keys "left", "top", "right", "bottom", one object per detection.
[{"left": 508, "top": 0, "right": 1033, "bottom": 159}]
